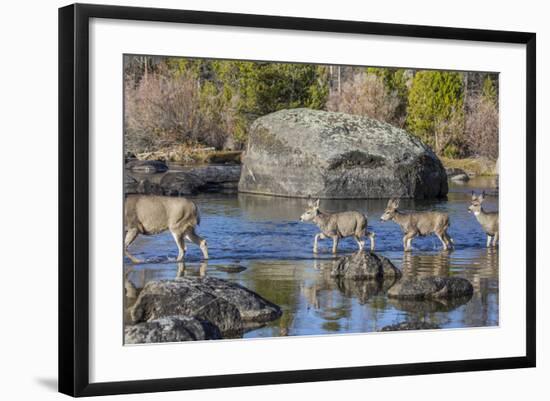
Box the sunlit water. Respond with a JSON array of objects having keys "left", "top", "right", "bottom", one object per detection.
[{"left": 125, "top": 177, "right": 499, "bottom": 337}]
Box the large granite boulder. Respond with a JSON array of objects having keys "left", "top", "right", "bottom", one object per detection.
[
  {"left": 130, "top": 277, "right": 282, "bottom": 336},
  {"left": 125, "top": 316, "right": 222, "bottom": 344},
  {"left": 239, "top": 109, "right": 448, "bottom": 199},
  {"left": 330, "top": 251, "right": 402, "bottom": 281},
  {"left": 387, "top": 276, "right": 474, "bottom": 300}
]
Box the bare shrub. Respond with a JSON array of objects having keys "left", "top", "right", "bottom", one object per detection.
[
  {"left": 326, "top": 72, "right": 402, "bottom": 126},
  {"left": 465, "top": 95, "right": 499, "bottom": 160},
  {"left": 124, "top": 70, "right": 239, "bottom": 154}
]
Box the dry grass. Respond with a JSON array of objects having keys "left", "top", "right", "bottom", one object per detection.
[
  {"left": 135, "top": 143, "right": 242, "bottom": 165},
  {"left": 440, "top": 156, "right": 497, "bottom": 176}
]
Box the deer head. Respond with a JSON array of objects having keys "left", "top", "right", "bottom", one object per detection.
[
  {"left": 381, "top": 198, "right": 400, "bottom": 221},
  {"left": 300, "top": 198, "right": 320, "bottom": 222}
]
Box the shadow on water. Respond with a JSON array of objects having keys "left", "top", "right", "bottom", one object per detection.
[{"left": 124, "top": 177, "right": 499, "bottom": 338}]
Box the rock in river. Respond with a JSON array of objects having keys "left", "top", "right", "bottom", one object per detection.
[
  {"left": 125, "top": 165, "right": 242, "bottom": 195},
  {"left": 239, "top": 108, "right": 448, "bottom": 199},
  {"left": 130, "top": 277, "right": 282, "bottom": 336},
  {"left": 330, "top": 251, "right": 402, "bottom": 281},
  {"left": 125, "top": 316, "right": 222, "bottom": 344},
  {"left": 387, "top": 276, "right": 474, "bottom": 300},
  {"left": 125, "top": 159, "right": 168, "bottom": 173}
]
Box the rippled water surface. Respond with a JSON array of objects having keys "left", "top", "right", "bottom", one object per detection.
[{"left": 126, "top": 177, "right": 499, "bottom": 337}]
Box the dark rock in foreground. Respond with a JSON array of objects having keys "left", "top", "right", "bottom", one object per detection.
[
  {"left": 125, "top": 316, "right": 221, "bottom": 344},
  {"left": 239, "top": 108, "right": 448, "bottom": 199},
  {"left": 330, "top": 251, "right": 402, "bottom": 281},
  {"left": 130, "top": 277, "right": 282, "bottom": 336},
  {"left": 387, "top": 276, "right": 473, "bottom": 300},
  {"left": 380, "top": 321, "right": 441, "bottom": 332},
  {"left": 126, "top": 159, "right": 168, "bottom": 173}
]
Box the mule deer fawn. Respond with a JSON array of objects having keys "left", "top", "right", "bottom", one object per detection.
[
  {"left": 300, "top": 199, "right": 375, "bottom": 254},
  {"left": 468, "top": 192, "right": 499, "bottom": 247},
  {"left": 124, "top": 195, "right": 208, "bottom": 263},
  {"left": 380, "top": 198, "right": 453, "bottom": 251}
]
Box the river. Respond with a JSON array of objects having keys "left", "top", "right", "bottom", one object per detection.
[{"left": 125, "top": 177, "right": 499, "bottom": 337}]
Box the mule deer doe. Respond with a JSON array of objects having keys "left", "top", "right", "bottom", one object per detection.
[
  {"left": 380, "top": 198, "right": 453, "bottom": 251},
  {"left": 124, "top": 195, "right": 209, "bottom": 263},
  {"left": 300, "top": 199, "right": 375, "bottom": 254},
  {"left": 468, "top": 192, "right": 499, "bottom": 247}
]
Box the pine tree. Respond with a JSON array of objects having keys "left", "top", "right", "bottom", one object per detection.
[{"left": 406, "top": 71, "right": 464, "bottom": 154}]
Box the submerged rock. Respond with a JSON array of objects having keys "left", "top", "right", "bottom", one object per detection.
[
  {"left": 239, "top": 108, "right": 448, "bottom": 199},
  {"left": 215, "top": 264, "right": 247, "bottom": 273},
  {"left": 130, "top": 277, "right": 282, "bottom": 336},
  {"left": 389, "top": 295, "right": 472, "bottom": 314},
  {"left": 330, "top": 251, "right": 402, "bottom": 280},
  {"left": 380, "top": 321, "right": 441, "bottom": 332},
  {"left": 125, "top": 316, "right": 221, "bottom": 344},
  {"left": 387, "top": 276, "right": 474, "bottom": 300}
]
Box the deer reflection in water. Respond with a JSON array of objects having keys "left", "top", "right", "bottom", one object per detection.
[{"left": 175, "top": 261, "right": 208, "bottom": 278}]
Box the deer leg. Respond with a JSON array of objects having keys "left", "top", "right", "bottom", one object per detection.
[
  {"left": 124, "top": 228, "right": 142, "bottom": 264},
  {"left": 492, "top": 232, "right": 499, "bottom": 247},
  {"left": 403, "top": 234, "right": 414, "bottom": 252},
  {"left": 331, "top": 236, "right": 339, "bottom": 254},
  {"left": 313, "top": 233, "right": 325, "bottom": 253},
  {"left": 436, "top": 232, "right": 447, "bottom": 250},
  {"left": 354, "top": 235, "right": 364, "bottom": 251},
  {"left": 171, "top": 231, "right": 186, "bottom": 262},
  {"left": 444, "top": 232, "right": 454, "bottom": 249},
  {"left": 486, "top": 235, "right": 492, "bottom": 248},
  {"left": 185, "top": 228, "right": 209, "bottom": 260},
  {"left": 368, "top": 232, "right": 376, "bottom": 251}
]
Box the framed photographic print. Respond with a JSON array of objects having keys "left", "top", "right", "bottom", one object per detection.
[{"left": 58, "top": 3, "right": 536, "bottom": 397}]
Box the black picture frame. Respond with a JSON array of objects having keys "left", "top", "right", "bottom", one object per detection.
[{"left": 59, "top": 3, "right": 536, "bottom": 397}]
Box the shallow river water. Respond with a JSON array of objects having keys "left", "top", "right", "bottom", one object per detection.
[{"left": 125, "top": 177, "right": 499, "bottom": 337}]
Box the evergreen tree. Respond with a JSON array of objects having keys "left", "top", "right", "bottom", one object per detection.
[{"left": 406, "top": 71, "right": 464, "bottom": 154}]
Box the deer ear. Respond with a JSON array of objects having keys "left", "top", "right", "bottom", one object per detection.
[
  {"left": 479, "top": 192, "right": 485, "bottom": 202},
  {"left": 471, "top": 191, "right": 477, "bottom": 201},
  {"left": 314, "top": 199, "right": 320, "bottom": 208},
  {"left": 394, "top": 199, "right": 400, "bottom": 208},
  {"left": 306, "top": 195, "right": 313, "bottom": 207}
]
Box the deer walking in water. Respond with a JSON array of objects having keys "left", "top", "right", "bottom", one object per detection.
[
  {"left": 380, "top": 198, "right": 453, "bottom": 252},
  {"left": 468, "top": 192, "right": 499, "bottom": 247},
  {"left": 124, "top": 195, "right": 209, "bottom": 263},
  {"left": 300, "top": 199, "right": 375, "bottom": 254}
]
